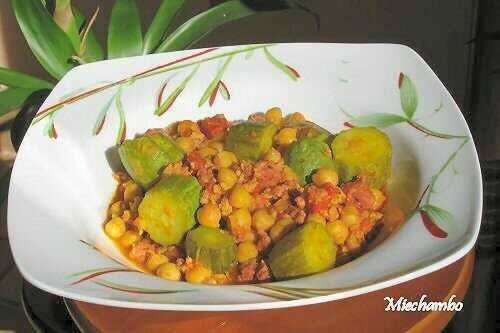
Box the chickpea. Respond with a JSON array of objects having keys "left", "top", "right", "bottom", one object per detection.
[
  {"left": 253, "top": 209, "right": 276, "bottom": 232},
  {"left": 177, "top": 120, "right": 197, "bottom": 137},
  {"left": 341, "top": 205, "right": 361, "bottom": 226},
  {"left": 289, "top": 112, "right": 305, "bottom": 123},
  {"left": 146, "top": 253, "right": 168, "bottom": 271},
  {"left": 119, "top": 230, "right": 140, "bottom": 247},
  {"left": 371, "top": 188, "right": 386, "bottom": 210},
  {"left": 263, "top": 148, "right": 281, "bottom": 163},
  {"left": 327, "top": 206, "right": 339, "bottom": 221},
  {"left": 157, "top": 262, "right": 182, "bottom": 281},
  {"left": 109, "top": 201, "right": 124, "bottom": 217},
  {"left": 237, "top": 241, "right": 258, "bottom": 262},
  {"left": 312, "top": 168, "right": 339, "bottom": 186},
  {"left": 276, "top": 127, "right": 297, "bottom": 146},
  {"left": 326, "top": 221, "right": 349, "bottom": 245},
  {"left": 228, "top": 208, "right": 252, "bottom": 236},
  {"left": 241, "top": 231, "right": 257, "bottom": 243},
  {"left": 306, "top": 213, "right": 326, "bottom": 226},
  {"left": 207, "top": 141, "right": 224, "bottom": 152},
  {"left": 105, "top": 217, "right": 126, "bottom": 239},
  {"left": 218, "top": 167, "right": 238, "bottom": 189},
  {"left": 214, "top": 150, "right": 237, "bottom": 168},
  {"left": 346, "top": 235, "right": 361, "bottom": 251},
  {"left": 123, "top": 181, "right": 142, "bottom": 202},
  {"left": 197, "top": 203, "right": 221, "bottom": 228},
  {"left": 265, "top": 107, "right": 283, "bottom": 126},
  {"left": 269, "top": 217, "right": 295, "bottom": 242},
  {"left": 176, "top": 137, "right": 194, "bottom": 153},
  {"left": 283, "top": 166, "right": 298, "bottom": 182},
  {"left": 185, "top": 264, "right": 212, "bottom": 284},
  {"left": 198, "top": 147, "right": 218, "bottom": 158},
  {"left": 229, "top": 186, "right": 251, "bottom": 208}
]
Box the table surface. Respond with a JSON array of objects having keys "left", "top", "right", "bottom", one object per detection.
[{"left": 67, "top": 251, "right": 474, "bottom": 333}]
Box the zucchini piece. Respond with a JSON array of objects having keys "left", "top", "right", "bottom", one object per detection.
[
  {"left": 284, "top": 138, "right": 336, "bottom": 185},
  {"left": 118, "top": 133, "right": 184, "bottom": 188},
  {"left": 185, "top": 226, "right": 236, "bottom": 273},
  {"left": 138, "top": 175, "right": 201, "bottom": 246},
  {"left": 331, "top": 127, "right": 392, "bottom": 189},
  {"left": 293, "top": 121, "right": 332, "bottom": 143},
  {"left": 224, "top": 121, "right": 278, "bottom": 161},
  {"left": 268, "top": 222, "right": 336, "bottom": 279}
]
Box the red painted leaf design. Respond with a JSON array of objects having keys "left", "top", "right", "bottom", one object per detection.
[
  {"left": 70, "top": 268, "right": 133, "bottom": 286},
  {"left": 156, "top": 79, "right": 169, "bottom": 110},
  {"left": 343, "top": 121, "right": 354, "bottom": 128},
  {"left": 94, "top": 115, "right": 106, "bottom": 135},
  {"left": 208, "top": 81, "right": 221, "bottom": 107},
  {"left": 420, "top": 210, "right": 447, "bottom": 238},
  {"left": 286, "top": 65, "right": 301, "bottom": 78},
  {"left": 49, "top": 125, "right": 58, "bottom": 139},
  {"left": 218, "top": 80, "right": 230, "bottom": 100},
  {"left": 398, "top": 72, "right": 404, "bottom": 88}
]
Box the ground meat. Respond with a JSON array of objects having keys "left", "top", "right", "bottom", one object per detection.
[
  {"left": 187, "top": 151, "right": 206, "bottom": 170},
  {"left": 165, "top": 245, "right": 183, "bottom": 261},
  {"left": 256, "top": 260, "right": 271, "bottom": 281},
  {"left": 237, "top": 258, "right": 258, "bottom": 283},
  {"left": 256, "top": 231, "right": 272, "bottom": 252},
  {"left": 163, "top": 161, "right": 191, "bottom": 176},
  {"left": 129, "top": 238, "right": 155, "bottom": 264},
  {"left": 342, "top": 180, "right": 374, "bottom": 210},
  {"left": 253, "top": 160, "right": 283, "bottom": 192},
  {"left": 198, "top": 114, "right": 229, "bottom": 139}
]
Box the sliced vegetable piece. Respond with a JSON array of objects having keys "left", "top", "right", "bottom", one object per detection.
[
  {"left": 118, "top": 133, "right": 184, "bottom": 188},
  {"left": 139, "top": 175, "right": 201, "bottom": 246},
  {"left": 224, "top": 121, "right": 277, "bottom": 161},
  {"left": 268, "top": 222, "right": 335, "bottom": 279},
  {"left": 185, "top": 226, "right": 236, "bottom": 273},
  {"left": 331, "top": 127, "right": 392, "bottom": 189},
  {"left": 284, "top": 138, "right": 335, "bottom": 185},
  {"left": 292, "top": 120, "right": 332, "bottom": 142}
]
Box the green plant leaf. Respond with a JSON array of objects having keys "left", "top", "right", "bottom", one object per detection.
[
  {"left": 0, "top": 67, "right": 53, "bottom": 89},
  {"left": 107, "top": 0, "right": 143, "bottom": 59},
  {"left": 143, "top": 0, "right": 186, "bottom": 54},
  {"left": 12, "top": 0, "right": 75, "bottom": 79},
  {"left": 0, "top": 88, "right": 37, "bottom": 117},
  {"left": 263, "top": 47, "right": 299, "bottom": 81},
  {"left": 156, "top": 0, "right": 254, "bottom": 53},
  {"left": 420, "top": 204, "right": 453, "bottom": 235},
  {"left": 73, "top": 7, "right": 104, "bottom": 62},
  {"left": 53, "top": 0, "right": 80, "bottom": 51},
  {"left": 349, "top": 113, "right": 407, "bottom": 128},
  {"left": 399, "top": 73, "right": 418, "bottom": 119},
  {"left": 0, "top": 168, "right": 12, "bottom": 205}
]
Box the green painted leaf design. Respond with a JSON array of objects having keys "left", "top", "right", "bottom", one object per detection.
[
  {"left": 92, "top": 93, "right": 116, "bottom": 135},
  {"left": 53, "top": 0, "right": 80, "bottom": 51},
  {"left": 93, "top": 279, "right": 191, "bottom": 294},
  {"left": 12, "top": 0, "right": 75, "bottom": 79},
  {"left": 115, "top": 87, "right": 126, "bottom": 144},
  {"left": 263, "top": 47, "right": 299, "bottom": 81},
  {"left": 420, "top": 204, "right": 453, "bottom": 234},
  {"left": 0, "top": 67, "right": 54, "bottom": 89},
  {"left": 199, "top": 56, "right": 233, "bottom": 107},
  {"left": 0, "top": 87, "right": 37, "bottom": 117},
  {"left": 399, "top": 73, "right": 418, "bottom": 119},
  {"left": 43, "top": 112, "right": 58, "bottom": 139},
  {"left": 156, "top": 0, "right": 254, "bottom": 52},
  {"left": 107, "top": 0, "right": 143, "bottom": 59},
  {"left": 219, "top": 81, "right": 230, "bottom": 100},
  {"left": 156, "top": 65, "right": 199, "bottom": 116},
  {"left": 143, "top": 0, "right": 186, "bottom": 54},
  {"left": 350, "top": 113, "right": 407, "bottom": 128}
]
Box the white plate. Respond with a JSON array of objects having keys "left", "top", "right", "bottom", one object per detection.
[{"left": 8, "top": 43, "right": 482, "bottom": 311}]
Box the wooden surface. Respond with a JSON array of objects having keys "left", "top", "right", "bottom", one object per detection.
[{"left": 68, "top": 251, "right": 474, "bottom": 333}]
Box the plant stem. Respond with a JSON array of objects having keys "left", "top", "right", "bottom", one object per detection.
[
  {"left": 33, "top": 44, "right": 271, "bottom": 124},
  {"left": 424, "top": 137, "right": 469, "bottom": 205},
  {"left": 406, "top": 120, "right": 467, "bottom": 139}
]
